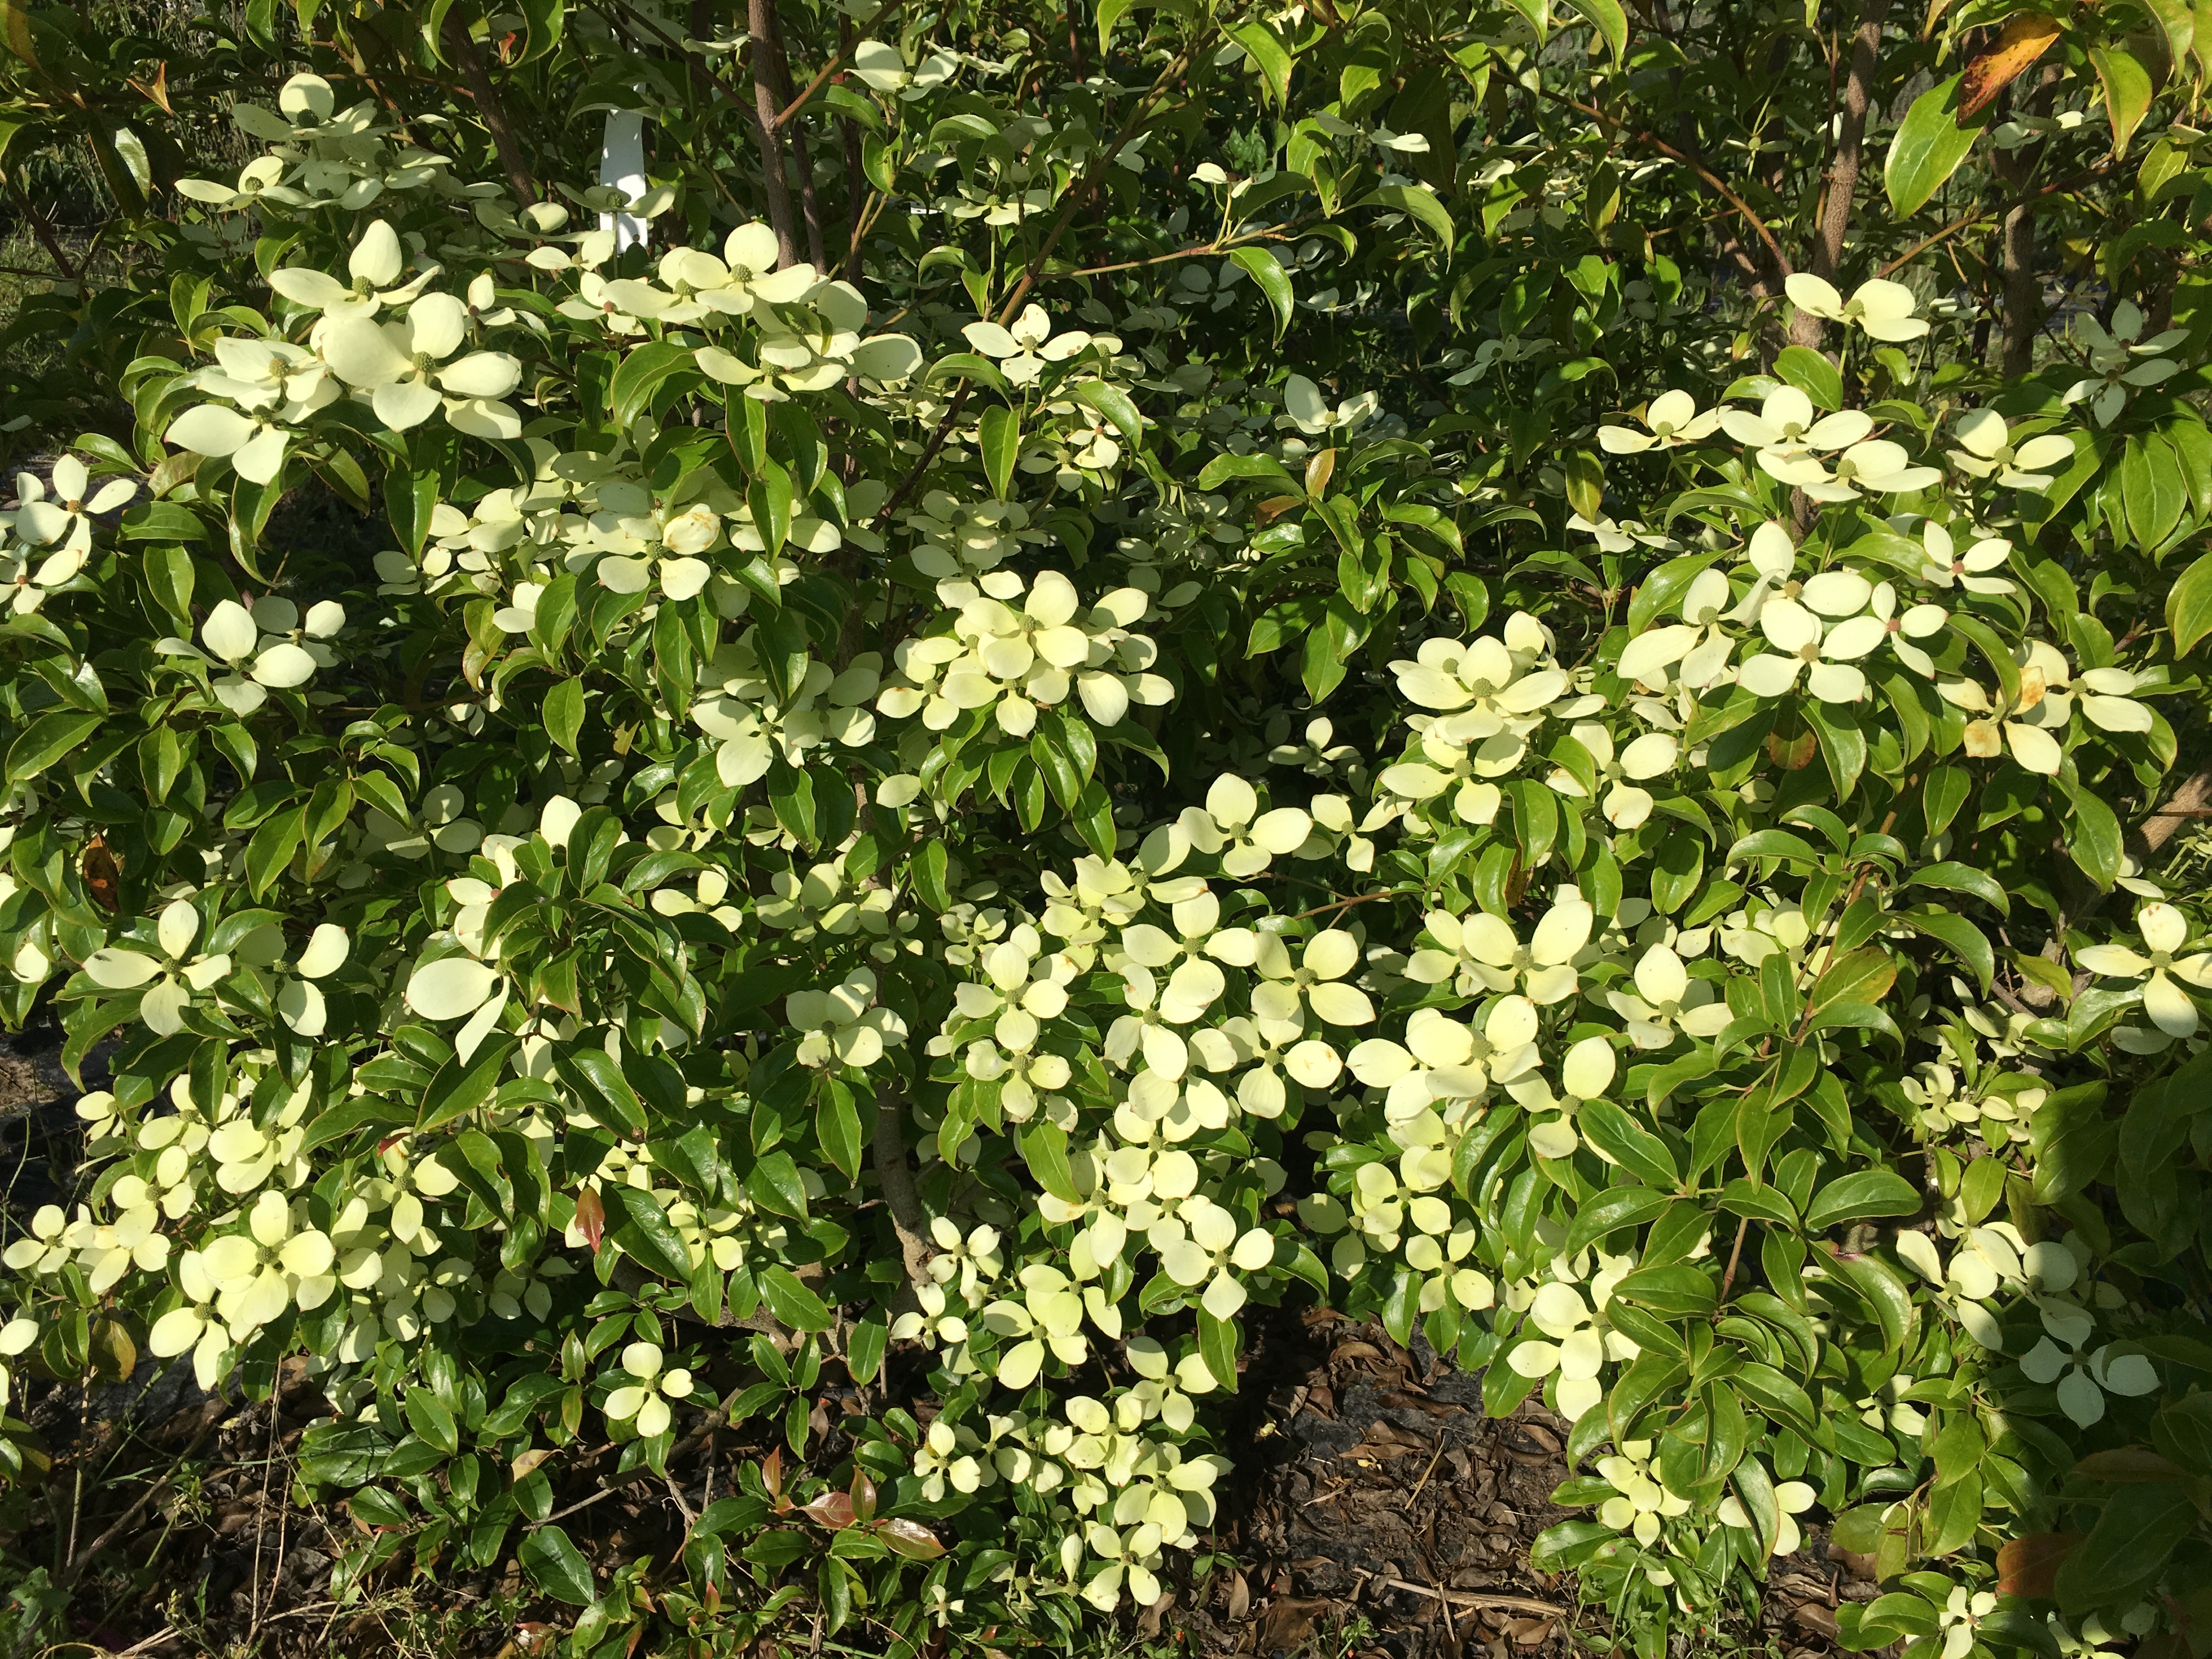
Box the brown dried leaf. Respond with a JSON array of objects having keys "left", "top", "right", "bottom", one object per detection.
[
  {"left": 1959, "top": 15, "right": 2063, "bottom": 124},
  {"left": 1996, "top": 1531, "right": 2079, "bottom": 1598}
]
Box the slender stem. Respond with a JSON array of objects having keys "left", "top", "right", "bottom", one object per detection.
[
  {"left": 1876, "top": 165, "right": 2114, "bottom": 278},
  {"left": 6, "top": 172, "right": 80, "bottom": 281},
  {"left": 872, "top": 1079, "right": 934, "bottom": 1307},
  {"left": 1718, "top": 1216, "right": 1752, "bottom": 1303}
]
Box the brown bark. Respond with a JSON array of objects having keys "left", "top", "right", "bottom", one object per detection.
[
  {"left": 747, "top": 0, "right": 801, "bottom": 266},
  {"left": 762, "top": 1, "right": 828, "bottom": 269},
  {"left": 443, "top": 16, "right": 536, "bottom": 205},
  {"left": 1996, "top": 65, "right": 2059, "bottom": 376},
  {"left": 690, "top": 0, "right": 712, "bottom": 99},
  {"left": 872, "top": 1083, "right": 934, "bottom": 1308},
  {"left": 1789, "top": 0, "right": 1885, "bottom": 349},
  {"left": 840, "top": 13, "right": 866, "bottom": 283}
]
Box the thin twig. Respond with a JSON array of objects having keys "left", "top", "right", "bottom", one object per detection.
[
  {"left": 1533, "top": 86, "right": 1792, "bottom": 279},
  {"left": 1374, "top": 1575, "right": 1567, "bottom": 1618},
  {"left": 7, "top": 169, "right": 79, "bottom": 281},
  {"left": 1876, "top": 166, "right": 2118, "bottom": 278},
  {"left": 772, "top": 0, "right": 904, "bottom": 131},
  {"left": 61, "top": 1420, "right": 216, "bottom": 1587}
]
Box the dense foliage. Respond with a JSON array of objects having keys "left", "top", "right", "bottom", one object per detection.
[{"left": 7, "top": 0, "right": 2212, "bottom": 1652}]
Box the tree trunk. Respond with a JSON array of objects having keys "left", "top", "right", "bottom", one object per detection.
[
  {"left": 1997, "top": 65, "right": 2059, "bottom": 377},
  {"left": 444, "top": 17, "right": 536, "bottom": 205},
  {"left": 1788, "top": 0, "right": 1884, "bottom": 349},
  {"left": 747, "top": 0, "right": 801, "bottom": 267},
  {"left": 761, "top": 0, "right": 828, "bottom": 269}
]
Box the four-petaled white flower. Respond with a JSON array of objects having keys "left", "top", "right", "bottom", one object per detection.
[
  {"left": 1598, "top": 390, "right": 1720, "bottom": 454},
  {"left": 2063, "top": 300, "right": 2187, "bottom": 426},
  {"left": 1734, "top": 569, "right": 1886, "bottom": 703},
  {"left": 1720, "top": 386, "right": 1871, "bottom": 466},
  {"left": 2075, "top": 902, "right": 2212, "bottom": 1037},
  {"left": 1918, "top": 523, "right": 2015, "bottom": 595},
  {"left": 1949, "top": 410, "right": 2075, "bottom": 490},
  {"left": 963, "top": 304, "right": 1094, "bottom": 386},
  {"left": 605, "top": 1340, "right": 694, "bottom": 1437},
  {"left": 1784, "top": 274, "right": 1928, "bottom": 341},
  {"left": 1155, "top": 1197, "right": 1275, "bottom": 1318}
]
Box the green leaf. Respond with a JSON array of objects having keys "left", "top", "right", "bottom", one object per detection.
[
  {"left": 1804, "top": 1169, "right": 1922, "bottom": 1232},
  {"left": 1563, "top": 0, "right": 1627, "bottom": 59},
  {"left": 1885, "top": 75, "right": 1987, "bottom": 216},
  {"left": 2089, "top": 46, "right": 2155, "bottom": 156},
  {"left": 610, "top": 340, "right": 697, "bottom": 428},
  {"left": 1227, "top": 20, "right": 1293, "bottom": 104},
  {"left": 554, "top": 1047, "right": 646, "bottom": 1138},
  {"left": 2053, "top": 1481, "right": 2197, "bottom": 1611},
  {"left": 1021, "top": 1121, "right": 1084, "bottom": 1204},
  {"left": 1071, "top": 380, "right": 1144, "bottom": 445},
  {"left": 1229, "top": 246, "right": 1294, "bottom": 340},
  {"left": 521, "top": 1524, "right": 597, "bottom": 1606},
  {"left": 5, "top": 709, "right": 101, "bottom": 786},
  {"left": 759, "top": 1265, "right": 833, "bottom": 1333},
  {"left": 1773, "top": 345, "right": 1842, "bottom": 411},
  {"left": 418, "top": 1036, "right": 520, "bottom": 1132},
  {"left": 2166, "top": 551, "right": 2212, "bottom": 654},
  {"left": 1197, "top": 1311, "right": 1240, "bottom": 1392},
  {"left": 1577, "top": 1101, "right": 1680, "bottom": 1190},
  {"left": 545, "top": 678, "right": 585, "bottom": 758},
  {"left": 978, "top": 404, "right": 1020, "bottom": 500},
  {"left": 1369, "top": 183, "right": 1454, "bottom": 248},
  {"left": 404, "top": 1384, "right": 460, "bottom": 1454},
  {"left": 1906, "top": 861, "right": 2009, "bottom": 915},
  {"left": 1903, "top": 911, "right": 1995, "bottom": 994},
  {"left": 602, "top": 1185, "right": 694, "bottom": 1282},
  {"left": 1564, "top": 1186, "right": 1675, "bottom": 1256}
]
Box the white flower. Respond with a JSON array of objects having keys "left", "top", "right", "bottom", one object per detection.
[
  {"left": 2075, "top": 902, "right": 2212, "bottom": 1037},
  {"left": 1606, "top": 944, "right": 1730, "bottom": 1048},
  {"left": 1593, "top": 1440, "right": 1691, "bottom": 1544},
  {"left": 268, "top": 218, "right": 437, "bottom": 317},
  {"left": 197, "top": 1189, "right": 338, "bottom": 1339},
  {"left": 2063, "top": 301, "right": 2187, "bottom": 426},
  {"left": 1763, "top": 437, "right": 1942, "bottom": 501},
  {"left": 1282, "top": 374, "right": 1380, "bottom": 439},
  {"left": 789, "top": 967, "right": 909, "bottom": 1068},
  {"left": 1616, "top": 565, "right": 1736, "bottom": 690},
  {"left": 1784, "top": 274, "right": 1928, "bottom": 341},
  {"left": 1154, "top": 1197, "right": 1274, "bottom": 1318},
  {"left": 1734, "top": 571, "right": 1886, "bottom": 703},
  {"left": 1502, "top": 1263, "right": 1637, "bottom": 1419},
  {"left": 321, "top": 293, "right": 523, "bottom": 433},
  {"left": 1918, "top": 523, "right": 2015, "bottom": 595},
  {"left": 603, "top": 1340, "right": 693, "bottom": 1437},
  {"left": 1548, "top": 722, "right": 1678, "bottom": 828},
  {"left": 2019, "top": 1333, "right": 2159, "bottom": 1427},
  {"left": 1949, "top": 410, "right": 2075, "bottom": 489},
  {"left": 81, "top": 898, "right": 233, "bottom": 1035},
  {"left": 962, "top": 304, "right": 1093, "bottom": 386},
  {"left": 1717, "top": 1469, "right": 1817, "bottom": 1555},
  {"left": 1408, "top": 897, "right": 1593, "bottom": 1003},
  {"left": 1939, "top": 1587, "right": 1999, "bottom": 1659},
  {"left": 850, "top": 39, "right": 958, "bottom": 99},
  {"left": 1597, "top": 390, "right": 1720, "bottom": 454},
  {"left": 1719, "top": 386, "right": 1871, "bottom": 462}
]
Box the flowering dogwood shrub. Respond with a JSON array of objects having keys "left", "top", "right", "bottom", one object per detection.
[{"left": 8, "top": 0, "right": 2212, "bottom": 1653}]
